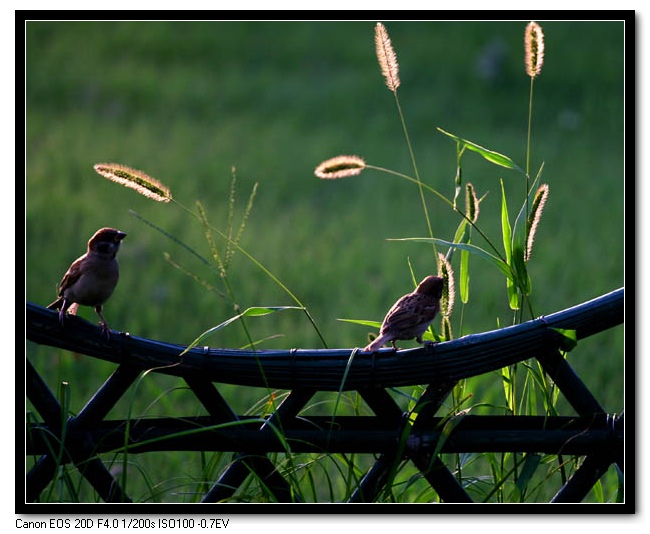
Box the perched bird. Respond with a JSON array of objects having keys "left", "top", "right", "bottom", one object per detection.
[
  {"left": 363, "top": 275, "right": 444, "bottom": 352},
  {"left": 47, "top": 227, "right": 127, "bottom": 338}
]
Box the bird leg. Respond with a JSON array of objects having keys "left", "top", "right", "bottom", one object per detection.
[
  {"left": 94, "top": 305, "right": 112, "bottom": 339},
  {"left": 57, "top": 300, "right": 79, "bottom": 327},
  {"left": 58, "top": 307, "right": 67, "bottom": 327},
  {"left": 57, "top": 298, "right": 70, "bottom": 327}
]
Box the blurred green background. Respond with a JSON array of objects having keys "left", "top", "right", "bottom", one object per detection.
[{"left": 25, "top": 20, "right": 625, "bottom": 502}]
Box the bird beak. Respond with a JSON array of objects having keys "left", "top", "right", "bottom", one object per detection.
[{"left": 116, "top": 232, "right": 127, "bottom": 241}]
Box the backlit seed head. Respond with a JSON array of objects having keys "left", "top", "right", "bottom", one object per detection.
[
  {"left": 465, "top": 183, "right": 480, "bottom": 224},
  {"left": 94, "top": 163, "right": 172, "bottom": 202},
  {"left": 437, "top": 253, "right": 456, "bottom": 318},
  {"left": 525, "top": 21, "right": 545, "bottom": 78},
  {"left": 375, "top": 22, "right": 401, "bottom": 92},
  {"left": 314, "top": 155, "right": 367, "bottom": 179},
  {"left": 525, "top": 183, "right": 549, "bottom": 261}
]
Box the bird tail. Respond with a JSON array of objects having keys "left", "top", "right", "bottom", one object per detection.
[
  {"left": 363, "top": 333, "right": 391, "bottom": 352},
  {"left": 46, "top": 299, "right": 78, "bottom": 315},
  {"left": 46, "top": 298, "right": 63, "bottom": 310}
]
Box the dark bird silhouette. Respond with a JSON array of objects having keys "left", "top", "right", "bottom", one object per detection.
[
  {"left": 363, "top": 275, "right": 443, "bottom": 352},
  {"left": 47, "top": 227, "right": 126, "bottom": 337}
]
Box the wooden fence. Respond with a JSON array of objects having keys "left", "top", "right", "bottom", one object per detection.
[{"left": 25, "top": 287, "right": 624, "bottom": 504}]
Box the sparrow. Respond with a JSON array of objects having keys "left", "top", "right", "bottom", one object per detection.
[
  {"left": 47, "top": 227, "right": 127, "bottom": 338},
  {"left": 363, "top": 275, "right": 444, "bottom": 352}
]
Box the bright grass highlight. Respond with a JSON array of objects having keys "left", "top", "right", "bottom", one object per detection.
[
  {"left": 526, "top": 183, "right": 549, "bottom": 261},
  {"left": 94, "top": 163, "right": 172, "bottom": 202},
  {"left": 438, "top": 252, "right": 455, "bottom": 318},
  {"left": 314, "top": 155, "right": 366, "bottom": 179},
  {"left": 525, "top": 21, "right": 545, "bottom": 78},
  {"left": 375, "top": 23, "right": 400, "bottom": 92}
]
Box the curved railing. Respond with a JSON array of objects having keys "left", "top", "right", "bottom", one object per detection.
[{"left": 24, "top": 287, "right": 624, "bottom": 504}]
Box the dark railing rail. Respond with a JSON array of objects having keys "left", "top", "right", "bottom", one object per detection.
[
  {"left": 26, "top": 288, "right": 623, "bottom": 390},
  {"left": 27, "top": 414, "right": 623, "bottom": 456},
  {"left": 24, "top": 287, "right": 624, "bottom": 504}
]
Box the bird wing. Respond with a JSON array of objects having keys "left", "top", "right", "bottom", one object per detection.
[
  {"left": 46, "top": 297, "right": 64, "bottom": 310},
  {"left": 56, "top": 255, "right": 85, "bottom": 296},
  {"left": 380, "top": 296, "right": 418, "bottom": 331},
  {"left": 381, "top": 294, "right": 438, "bottom": 333}
]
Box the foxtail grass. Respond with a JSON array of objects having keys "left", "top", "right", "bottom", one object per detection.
[
  {"left": 525, "top": 183, "right": 550, "bottom": 261},
  {"left": 314, "top": 155, "right": 366, "bottom": 179},
  {"left": 93, "top": 162, "right": 327, "bottom": 349},
  {"left": 94, "top": 163, "right": 172, "bottom": 203},
  {"left": 314, "top": 21, "right": 579, "bottom": 503},
  {"left": 375, "top": 22, "right": 400, "bottom": 92},
  {"left": 35, "top": 22, "right": 617, "bottom": 504}
]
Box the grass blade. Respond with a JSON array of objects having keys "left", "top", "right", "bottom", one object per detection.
[
  {"left": 181, "top": 306, "right": 304, "bottom": 355},
  {"left": 437, "top": 127, "right": 523, "bottom": 172}
]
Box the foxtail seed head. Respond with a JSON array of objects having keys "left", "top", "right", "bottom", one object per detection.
[
  {"left": 314, "top": 155, "right": 366, "bottom": 179},
  {"left": 525, "top": 21, "right": 545, "bottom": 79},
  {"left": 94, "top": 163, "right": 172, "bottom": 202},
  {"left": 375, "top": 22, "right": 400, "bottom": 92},
  {"left": 437, "top": 253, "right": 455, "bottom": 318},
  {"left": 525, "top": 183, "right": 549, "bottom": 261},
  {"left": 465, "top": 183, "right": 480, "bottom": 224}
]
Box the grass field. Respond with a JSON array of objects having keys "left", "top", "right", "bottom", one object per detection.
[{"left": 25, "top": 20, "right": 625, "bottom": 503}]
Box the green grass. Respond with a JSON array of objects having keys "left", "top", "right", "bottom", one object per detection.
[{"left": 25, "top": 20, "right": 625, "bottom": 503}]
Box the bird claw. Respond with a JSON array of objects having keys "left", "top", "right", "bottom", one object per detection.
[{"left": 99, "top": 322, "right": 112, "bottom": 340}]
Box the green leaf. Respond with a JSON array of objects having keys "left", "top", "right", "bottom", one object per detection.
[
  {"left": 512, "top": 163, "right": 546, "bottom": 263},
  {"left": 338, "top": 319, "right": 442, "bottom": 342},
  {"left": 501, "top": 180, "right": 524, "bottom": 309},
  {"left": 500, "top": 179, "right": 512, "bottom": 265},
  {"left": 429, "top": 410, "right": 469, "bottom": 460},
  {"left": 512, "top": 177, "right": 541, "bottom": 257},
  {"left": 549, "top": 327, "right": 578, "bottom": 352},
  {"left": 501, "top": 366, "right": 515, "bottom": 413},
  {"left": 506, "top": 276, "right": 520, "bottom": 310},
  {"left": 181, "top": 306, "right": 304, "bottom": 355},
  {"left": 337, "top": 318, "right": 383, "bottom": 328},
  {"left": 512, "top": 243, "right": 531, "bottom": 296},
  {"left": 615, "top": 463, "right": 624, "bottom": 503},
  {"left": 512, "top": 190, "right": 532, "bottom": 252},
  {"left": 515, "top": 453, "right": 542, "bottom": 499},
  {"left": 460, "top": 248, "right": 470, "bottom": 303},
  {"left": 437, "top": 127, "right": 522, "bottom": 171},
  {"left": 452, "top": 217, "right": 470, "bottom": 245}
]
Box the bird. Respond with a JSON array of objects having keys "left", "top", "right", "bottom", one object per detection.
[
  {"left": 363, "top": 275, "right": 444, "bottom": 352},
  {"left": 47, "top": 227, "right": 127, "bottom": 338}
]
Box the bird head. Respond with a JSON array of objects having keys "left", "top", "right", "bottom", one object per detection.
[
  {"left": 416, "top": 275, "right": 444, "bottom": 298},
  {"left": 88, "top": 227, "right": 127, "bottom": 255}
]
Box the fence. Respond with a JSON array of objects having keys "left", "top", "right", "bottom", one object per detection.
[{"left": 25, "top": 287, "right": 624, "bottom": 503}]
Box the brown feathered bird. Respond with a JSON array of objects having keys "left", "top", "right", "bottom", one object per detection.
[
  {"left": 47, "top": 227, "right": 127, "bottom": 337},
  {"left": 363, "top": 275, "right": 444, "bottom": 352}
]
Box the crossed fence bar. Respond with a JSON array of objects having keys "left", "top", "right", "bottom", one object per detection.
[{"left": 25, "top": 287, "right": 624, "bottom": 504}]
